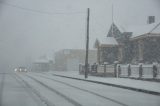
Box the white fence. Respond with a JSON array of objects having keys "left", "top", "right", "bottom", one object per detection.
[
  {"left": 97, "top": 65, "right": 114, "bottom": 73},
  {"left": 119, "top": 64, "right": 160, "bottom": 78},
  {"left": 79, "top": 64, "right": 115, "bottom": 76},
  {"left": 79, "top": 63, "right": 160, "bottom": 79}
]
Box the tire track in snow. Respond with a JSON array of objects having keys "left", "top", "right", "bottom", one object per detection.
[
  {"left": 13, "top": 73, "right": 55, "bottom": 106},
  {"left": 36, "top": 74, "right": 128, "bottom": 106},
  {"left": 27, "top": 75, "right": 82, "bottom": 106}
]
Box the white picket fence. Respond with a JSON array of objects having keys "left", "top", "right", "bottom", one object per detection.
[
  {"left": 119, "top": 64, "right": 160, "bottom": 78},
  {"left": 79, "top": 63, "right": 160, "bottom": 78},
  {"left": 97, "top": 65, "right": 114, "bottom": 73}
]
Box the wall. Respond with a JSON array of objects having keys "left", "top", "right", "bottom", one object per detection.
[{"left": 55, "top": 49, "right": 97, "bottom": 71}]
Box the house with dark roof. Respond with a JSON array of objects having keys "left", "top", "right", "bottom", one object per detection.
[
  {"left": 95, "top": 23, "right": 123, "bottom": 64},
  {"left": 95, "top": 20, "right": 160, "bottom": 64}
]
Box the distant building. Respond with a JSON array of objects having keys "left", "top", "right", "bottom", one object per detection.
[
  {"left": 95, "top": 18, "right": 160, "bottom": 64},
  {"left": 32, "top": 59, "right": 54, "bottom": 72},
  {"left": 55, "top": 49, "right": 97, "bottom": 71}
]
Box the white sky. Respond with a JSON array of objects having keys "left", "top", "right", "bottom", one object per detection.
[{"left": 0, "top": 0, "right": 160, "bottom": 69}]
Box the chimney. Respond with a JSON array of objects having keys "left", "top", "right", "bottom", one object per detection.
[{"left": 147, "top": 16, "right": 155, "bottom": 24}]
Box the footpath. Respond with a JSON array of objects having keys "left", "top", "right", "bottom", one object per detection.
[{"left": 48, "top": 71, "right": 160, "bottom": 96}]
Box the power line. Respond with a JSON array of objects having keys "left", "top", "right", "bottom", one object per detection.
[
  {"left": 0, "top": 1, "right": 85, "bottom": 15},
  {"left": 148, "top": 22, "right": 160, "bottom": 34}
]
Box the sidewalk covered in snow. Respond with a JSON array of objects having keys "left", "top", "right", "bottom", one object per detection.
[{"left": 47, "top": 71, "right": 160, "bottom": 95}]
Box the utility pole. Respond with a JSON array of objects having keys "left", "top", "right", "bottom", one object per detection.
[{"left": 85, "top": 8, "right": 90, "bottom": 79}]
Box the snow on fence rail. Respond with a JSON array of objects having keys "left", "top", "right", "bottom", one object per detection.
[
  {"left": 118, "top": 64, "right": 160, "bottom": 78},
  {"left": 79, "top": 63, "right": 160, "bottom": 79},
  {"left": 79, "top": 64, "right": 115, "bottom": 76},
  {"left": 97, "top": 65, "right": 114, "bottom": 73}
]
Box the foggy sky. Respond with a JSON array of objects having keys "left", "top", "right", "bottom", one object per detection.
[{"left": 0, "top": 0, "right": 160, "bottom": 70}]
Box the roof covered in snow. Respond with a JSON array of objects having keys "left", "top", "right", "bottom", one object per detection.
[
  {"left": 96, "top": 22, "right": 160, "bottom": 45},
  {"left": 98, "top": 37, "right": 118, "bottom": 46},
  {"left": 128, "top": 22, "right": 160, "bottom": 38}
]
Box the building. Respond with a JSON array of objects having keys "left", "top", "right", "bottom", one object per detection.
[
  {"left": 129, "top": 22, "right": 160, "bottom": 63},
  {"left": 96, "top": 17, "right": 160, "bottom": 64},
  {"left": 95, "top": 36, "right": 119, "bottom": 64},
  {"left": 32, "top": 59, "right": 54, "bottom": 72},
  {"left": 95, "top": 23, "right": 125, "bottom": 64},
  {"left": 55, "top": 49, "right": 97, "bottom": 71}
]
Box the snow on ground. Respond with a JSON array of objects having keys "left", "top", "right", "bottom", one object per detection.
[
  {"left": 47, "top": 71, "right": 160, "bottom": 93},
  {"left": 17, "top": 71, "right": 160, "bottom": 106},
  {"left": 0, "top": 73, "right": 46, "bottom": 106},
  {"left": 19, "top": 74, "right": 76, "bottom": 106},
  {"left": 20, "top": 73, "right": 124, "bottom": 106}
]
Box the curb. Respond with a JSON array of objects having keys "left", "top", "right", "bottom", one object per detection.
[
  {"left": 120, "top": 76, "right": 160, "bottom": 82},
  {"left": 52, "top": 74, "right": 160, "bottom": 96}
]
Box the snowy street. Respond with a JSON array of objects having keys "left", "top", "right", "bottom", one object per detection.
[
  {"left": 0, "top": 73, "right": 47, "bottom": 106},
  {"left": 1, "top": 71, "right": 160, "bottom": 106},
  {"left": 0, "top": 0, "right": 160, "bottom": 106}
]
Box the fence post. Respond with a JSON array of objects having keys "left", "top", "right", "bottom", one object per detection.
[
  {"left": 139, "top": 64, "right": 143, "bottom": 78},
  {"left": 104, "top": 62, "right": 107, "bottom": 77},
  {"left": 128, "top": 64, "right": 131, "bottom": 77},
  {"left": 153, "top": 63, "right": 158, "bottom": 79},
  {"left": 114, "top": 61, "right": 119, "bottom": 77},
  {"left": 118, "top": 65, "right": 121, "bottom": 78},
  {"left": 95, "top": 63, "right": 98, "bottom": 73},
  {"left": 79, "top": 64, "right": 81, "bottom": 74}
]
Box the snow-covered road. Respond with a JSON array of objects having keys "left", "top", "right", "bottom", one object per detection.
[
  {"left": 1, "top": 72, "right": 160, "bottom": 106},
  {"left": 0, "top": 73, "right": 49, "bottom": 106}
]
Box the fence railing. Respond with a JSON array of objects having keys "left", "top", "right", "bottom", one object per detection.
[
  {"left": 79, "top": 63, "right": 160, "bottom": 79},
  {"left": 79, "top": 64, "right": 115, "bottom": 76},
  {"left": 118, "top": 64, "right": 160, "bottom": 79}
]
